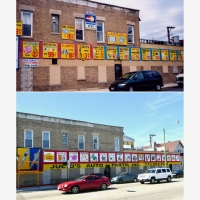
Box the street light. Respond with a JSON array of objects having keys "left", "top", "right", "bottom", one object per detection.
[{"left": 163, "top": 121, "right": 179, "bottom": 168}]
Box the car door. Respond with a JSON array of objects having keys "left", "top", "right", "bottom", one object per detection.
[
  {"left": 156, "top": 169, "right": 162, "bottom": 180},
  {"left": 129, "top": 71, "right": 146, "bottom": 90},
  {"left": 142, "top": 71, "right": 155, "bottom": 90},
  {"left": 83, "top": 176, "right": 94, "bottom": 190}
]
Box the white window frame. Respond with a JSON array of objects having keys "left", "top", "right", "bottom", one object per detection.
[
  {"left": 127, "top": 25, "right": 134, "bottom": 44},
  {"left": 62, "top": 133, "right": 68, "bottom": 146},
  {"left": 93, "top": 136, "right": 99, "bottom": 150},
  {"left": 21, "top": 11, "right": 33, "bottom": 37},
  {"left": 75, "top": 18, "right": 84, "bottom": 41},
  {"left": 24, "top": 129, "right": 33, "bottom": 148},
  {"left": 51, "top": 14, "right": 59, "bottom": 33},
  {"left": 114, "top": 138, "right": 120, "bottom": 151},
  {"left": 42, "top": 131, "right": 50, "bottom": 149},
  {"left": 96, "top": 21, "right": 104, "bottom": 42},
  {"left": 78, "top": 135, "right": 85, "bottom": 150}
]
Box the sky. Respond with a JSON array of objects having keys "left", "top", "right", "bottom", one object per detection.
[
  {"left": 91, "top": 0, "right": 184, "bottom": 41},
  {"left": 16, "top": 92, "right": 183, "bottom": 148}
]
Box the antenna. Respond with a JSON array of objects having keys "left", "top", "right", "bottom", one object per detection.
[
  {"left": 166, "top": 26, "right": 175, "bottom": 43},
  {"left": 150, "top": 134, "right": 156, "bottom": 148}
]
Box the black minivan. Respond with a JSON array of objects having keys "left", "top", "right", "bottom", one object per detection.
[{"left": 109, "top": 70, "right": 164, "bottom": 91}]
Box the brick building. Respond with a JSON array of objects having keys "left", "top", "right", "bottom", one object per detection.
[{"left": 16, "top": 0, "right": 183, "bottom": 91}]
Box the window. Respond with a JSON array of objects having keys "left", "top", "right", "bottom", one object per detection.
[
  {"left": 21, "top": 11, "right": 33, "bottom": 36},
  {"left": 166, "top": 169, "right": 170, "bottom": 172},
  {"left": 24, "top": 130, "right": 33, "bottom": 147},
  {"left": 78, "top": 135, "right": 85, "bottom": 150},
  {"left": 93, "top": 136, "right": 99, "bottom": 150},
  {"left": 97, "top": 22, "right": 104, "bottom": 42},
  {"left": 114, "top": 138, "right": 119, "bottom": 151},
  {"left": 127, "top": 25, "right": 134, "bottom": 43},
  {"left": 62, "top": 133, "right": 68, "bottom": 146},
  {"left": 157, "top": 169, "right": 162, "bottom": 173},
  {"left": 75, "top": 18, "right": 84, "bottom": 40},
  {"left": 135, "top": 72, "right": 144, "bottom": 80},
  {"left": 162, "top": 169, "right": 166, "bottom": 173},
  {"left": 52, "top": 14, "right": 59, "bottom": 33},
  {"left": 42, "top": 131, "right": 50, "bottom": 149}
]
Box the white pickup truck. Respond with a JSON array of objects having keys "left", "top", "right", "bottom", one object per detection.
[
  {"left": 176, "top": 68, "right": 184, "bottom": 87},
  {"left": 137, "top": 168, "right": 173, "bottom": 184}
]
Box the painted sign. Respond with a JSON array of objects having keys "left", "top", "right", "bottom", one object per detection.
[
  {"left": 107, "top": 46, "right": 117, "bottom": 60},
  {"left": 61, "top": 44, "right": 75, "bottom": 59},
  {"left": 161, "top": 50, "right": 169, "bottom": 61},
  {"left": 23, "top": 42, "right": 39, "bottom": 58},
  {"left": 157, "top": 154, "right": 161, "bottom": 161},
  {"left": 145, "top": 154, "right": 150, "bottom": 161},
  {"left": 43, "top": 42, "right": 58, "bottom": 58},
  {"left": 90, "top": 153, "right": 98, "bottom": 162},
  {"left": 57, "top": 152, "right": 67, "bottom": 162},
  {"left": 16, "top": 20, "right": 22, "bottom": 35},
  {"left": 108, "top": 153, "right": 116, "bottom": 162},
  {"left": 100, "top": 153, "right": 107, "bottom": 162},
  {"left": 84, "top": 10, "right": 96, "bottom": 30},
  {"left": 138, "top": 154, "right": 144, "bottom": 161},
  {"left": 152, "top": 49, "right": 160, "bottom": 61},
  {"left": 117, "top": 153, "right": 123, "bottom": 162},
  {"left": 22, "top": 59, "right": 39, "bottom": 67},
  {"left": 80, "top": 152, "right": 89, "bottom": 162},
  {"left": 142, "top": 49, "right": 151, "bottom": 60},
  {"left": 93, "top": 46, "right": 104, "bottom": 59},
  {"left": 69, "top": 152, "right": 78, "bottom": 162},
  {"left": 119, "top": 47, "right": 129, "bottom": 60},
  {"left": 44, "top": 152, "right": 55, "bottom": 162},
  {"left": 132, "top": 154, "right": 138, "bottom": 162},
  {"left": 61, "top": 25, "right": 74, "bottom": 40},
  {"left": 107, "top": 32, "right": 127, "bottom": 45},
  {"left": 170, "top": 50, "right": 177, "bottom": 61},
  {"left": 78, "top": 45, "right": 90, "bottom": 59},
  {"left": 131, "top": 48, "right": 140, "bottom": 60},
  {"left": 124, "top": 154, "right": 131, "bottom": 162},
  {"left": 177, "top": 50, "right": 184, "bottom": 61}
]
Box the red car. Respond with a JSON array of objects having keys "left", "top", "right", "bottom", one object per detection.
[{"left": 57, "top": 175, "right": 111, "bottom": 194}]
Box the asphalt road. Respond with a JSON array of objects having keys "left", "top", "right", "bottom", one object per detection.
[{"left": 16, "top": 178, "right": 184, "bottom": 200}]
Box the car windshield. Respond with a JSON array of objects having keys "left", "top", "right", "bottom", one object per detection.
[
  {"left": 146, "top": 170, "right": 156, "bottom": 173},
  {"left": 118, "top": 72, "right": 136, "bottom": 80},
  {"left": 118, "top": 172, "right": 126, "bottom": 176},
  {"left": 75, "top": 175, "right": 87, "bottom": 181}
]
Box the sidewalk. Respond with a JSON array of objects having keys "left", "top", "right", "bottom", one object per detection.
[{"left": 16, "top": 185, "right": 57, "bottom": 193}]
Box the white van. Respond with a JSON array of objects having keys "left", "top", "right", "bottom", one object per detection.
[{"left": 176, "top": 68, "right": 184, "bottom": 87}]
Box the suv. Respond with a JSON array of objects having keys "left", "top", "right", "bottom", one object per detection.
[
  {"left": 176, "top": 68, "right": 184, "bottom": 87},
  {"left": 109, "top": 70, "right": 164, "bottom": 92},
  {"left": 137, "top": 168, "right": 173, "bottom": 184}
]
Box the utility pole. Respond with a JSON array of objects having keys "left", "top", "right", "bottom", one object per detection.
[
  {"left": 150, "top": 134, "right": 156, "bottom": 148},
  {"left": 167, "top": 26, "right": 175, "bottom": 43}
]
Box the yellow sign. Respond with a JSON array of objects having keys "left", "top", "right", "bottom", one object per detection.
[
  {"left": 43, "top": 43, "right": 58, "bottom": 58},
  {"left": 142, "top": 49, "right": 151, "bottom": 60},
  {"left": 61, "top": 44, "right": 75, "bottom": 59},
  {"left": 107, "top": 32, "right": 127, "bottom": 45},
  {"left": 61, "top": 25, "right": 74, "bottom": 40},
  {"left": 17, "top": 148, "right": 30, "bottom": 170},
  {"left": 152, "top": 49, "right": 160, "bottom": 61},
  {"left": 177, "top": 50, "right": 184, "bottom": 61},
  {"left": 107, "top": 46, "right": 118, "bottom": 60},
  {"left": 161, "top": 50, "right": 169, "bottom": 61},
  {"left": 170, "top": 50, "right": 177, "bottom": 61},
  {"left": 119, "top": 47, "right": 129, "bottom": 60},
  {"left": 93, "top": 46, "right": 104, "bottom": 59},
  {"left": 44, "top": 152, "right": 54, "bottom": 162},
  {"left": 78, "top": 45, "right": 90, "bottom": 59},
  {"left": 131, "top": 48, "right": 140, "bottom": 60},
  {"left": 23, "top": 42, "right": 39, "bottom": 58},
  {"left": 16, "top": 20, "right": 22, "bottom": 35}
]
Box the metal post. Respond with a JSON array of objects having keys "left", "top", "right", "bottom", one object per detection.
[{"left": 163, "top": 128, "right": 167, "bottom": 168}]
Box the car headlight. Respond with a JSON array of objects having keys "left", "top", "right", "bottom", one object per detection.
[
  {"left": 64, "top": 184, "right": 68, "bottom": 187},
  {"left": 118, "top": 83, "right": 126, "bottom": 87}
]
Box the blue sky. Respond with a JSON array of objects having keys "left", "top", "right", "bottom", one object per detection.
[
  {"left": 16, "top": 92, "right": 183, "bottom": 148},
  {"left": 91, "top": 0, "right": 184, "bottom": 41}
]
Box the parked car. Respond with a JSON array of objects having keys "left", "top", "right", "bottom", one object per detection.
[
  {"left": 110, "top": 172, "right": 138, "bottom": 184},
  {"left": 137, "top": 168, "right": 173, "bottom": 184},
  {"left": 172, "top": 169, "right": 184, "bottom": 178},
  {"left": 108, "top": 70, "right": 164, "bottom": 92},
  {"left": 57, "top": 175, "right": 110, "bottom": 194},
  {"left": 176, "top": 68, "right": 184, "bottom": 87}
]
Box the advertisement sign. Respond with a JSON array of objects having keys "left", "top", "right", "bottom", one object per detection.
[
  {"left": 108, "top": 153, "right": 116, "bottom": 162},
  {"left": 124, "top": 154, "right": 131, "bottom": 162},
  {"left": 16, "top": 20, "right": 22, "bottom": 35},
  {"left": 142, "top": 49, "right": 151, "bottom": 60},
  {"left": 57, "top": 152, "right": 67, "bottom": 162},
  {"left": 100, "top": 153, "right": 107, "bottom": 162},
  {"left": 84, "top": 10, "right": 96, "bottom": 30},
  {"left": 16, "top": 37, "right": 19, "bottom": 69},
  {"left": 22, "top": 59, "right": 39, "bottom": 67},
  {"left": 161, "top": 50, "right": 169, "bottom": 61},
  {"left": 78, "top": 45, "right": 90, "bottom": 59},
  {"left": 44, "top": 152, "right": 55, "bottom": 162},
  {"left": 61, "top": 25, "right": 74, "bottom": 40},
  {"left": 152, "top": 49, "right": 160, "bottom": 61},
  {"left": 80, "top": 152, "right": 89, "bottom": 162},
  {"left": 170, "top": 50, "right": 177, "bottom": 61},
  {"left": 132, "top": 154, "right": 138, "bottom": 162},
  {"left": 23, "top": 42, "right": 39, "bottom": 58},
  {"left": 61, "top": 44, "right": 75, "bottom": 59},
  {"left": 93, "top": 46, "right": 104, "bottom": 59},
  {"left": 43, "top": 42, "right": 58, "bottom": 58},
  {"left": 131, "top": 48, "right": 140, "bottom": 60},
  {"left": 107, "top": 46, "right": 118, "bottom": 60},
  {"left": 117, "top": 153, "right": 123, "bottom": 162},
  {"left": 145, "top": 154, "right": 150, "bottom": 161},
  {"left": 90, "top": 153, "right": 98, "bottom": 162},
  {"left": 177, "top": 50, "right": 184, "bottom": 61},
  {"left": 107, "top": 32, "right": 127, "bottom": 45},
  {"left": 69, "top": 152, "right": 78, "bottom": 162},
  {"left": 119, "top": 47, "right": 129, "bottom": 60}
]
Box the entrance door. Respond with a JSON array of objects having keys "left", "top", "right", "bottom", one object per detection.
[
  {"left": 115, "top": 64, "right": 122, "bottom": 80},
  {"left": 169, "top": 164, "right": 172, "bottom": 171},
  {"left": 104, "top": 165, "right": 111, "bottom": 179}
]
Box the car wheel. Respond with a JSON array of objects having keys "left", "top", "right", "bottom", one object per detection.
[
  {"left": 133, "top": 178, "right": 137, "bottom": 183},
  {"left": 119, "top": 179, "right": 123, "bottom": 184},
  {"left": 71, "top": 186, "right": 79, "bottom": 194},
  {"left": 100, "top": 183, "right": 107, "bottom": 190},
  {"left": 155, "top": 84, "right": 161, "bottom": 91},
  {"left": 140, "top": 181, "right": 144, "bottom": 184},
  {"left": 129, "top": 87, "right": 134, "bottom": 92},
  {"left": 167, "top": 176, "right": 171, "bottom": 182},
  {"left": 150, "top": 178, "right": 155, "bottom": 184}
]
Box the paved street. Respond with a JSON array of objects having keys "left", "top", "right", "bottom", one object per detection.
[{"left": 16, "top": 178, "right": 184, "bottom": 200}]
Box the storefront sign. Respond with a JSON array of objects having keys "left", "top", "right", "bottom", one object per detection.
[
  {"left": 61, "top": 25, "right": 74, "bottom": 40},
  {"left": 44, "top": 152, "right": 55, "bottom": 162},
  {"left": 43, "top": 43, "right": 58, "bottom": 58},
  {"left": 119, "top": 47, "right": 129, "bottom": 60},
  {"left": 57, "top": 152, "right": 67, "bottom": 162},
  {"left": 177, "top": 50, "right": 184, "bottom": 61},
  {"left": 61, "top": 44, "right": 75, "bottom": 59},
  {"left": 107, "top": 32, "right": 127, "bottom": 45},
  {"left": 78, "top": 45, "right": 90, "bottom": 59},
  {"left": 22, "top": 59, "right": 39, "bottom": 67},
  {"left": 84, "top": 10, "right": 96, "bottom": 30},
  {"left": 161, "top": 50, "right": 169, "bottom": 61},
  {"left": 107, "top": 46, "right": 117, "bottom": 60},
  {"left": 170, "top": 50, "right": 177, "bottom": 61},
  {"left": 131, "top": 48, "right": 140, "bottom": 60},
  {"left": 93, "top": 46, "right": 104, "bottom": 59},
  {"left": 23, "top": 42, "right": 39, "bottom": 58},
  {"left": 152, "top": 49, "right": 160, "bottom": 61},
  {"left": 142, "top": 49, "right": 151, "bottom": 60},
  {"left": 16, "top": 20, "right": 22, "bottom": 35}
]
